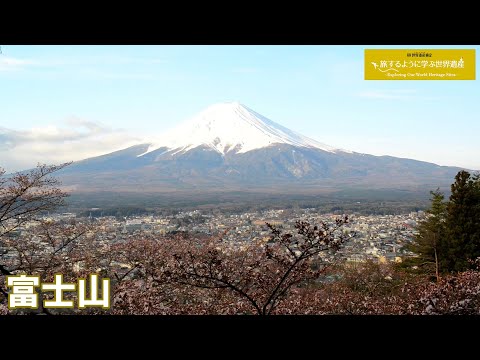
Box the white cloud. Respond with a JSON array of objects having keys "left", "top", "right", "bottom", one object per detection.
[
  {"left": 358, "top": 89, "right": 418, "bottom": 100},
  {"left": 76, "top": 68, "right": 156, "bottom": 80},
  {"left": 0, "top": 53, "right": 167, "bottom": 79},
  {"left": 0, "top": 56, "right": 35, "bottom": 72},
  {"left": 0, "top": 119, "right": 144, "bottom": 173},
  {"left": 36, "top": 55, "right": 168, "bottom": 67}
]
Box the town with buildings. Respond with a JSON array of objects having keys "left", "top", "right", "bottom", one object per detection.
[{"left": 5, "top": 208, "right": 424, "bottom": 264}]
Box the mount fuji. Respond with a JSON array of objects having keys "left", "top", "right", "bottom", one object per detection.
[
  {"left": 57, "top": 102, "right": 464, "bottom": 194},
  {"left": 140, "top": 101, "right": 343, "bottom": 156}
]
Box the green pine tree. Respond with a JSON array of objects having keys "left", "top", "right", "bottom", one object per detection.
[
  {"left": 441, "top": 171, "right": 480, "bottom": 272},
  {"left": 404, "top": 188, "right": 446, "bottom": 280}
]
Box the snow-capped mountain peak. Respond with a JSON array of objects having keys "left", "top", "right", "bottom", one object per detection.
[{"left": 140, "top": 101, "right": 346, "bottom": 156}]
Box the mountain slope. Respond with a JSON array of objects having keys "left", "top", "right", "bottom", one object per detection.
[
  {"left": 140, "top": 101, "right": 345, "bottom": 156},
  {"left": 56, "top": 102, "right": 466, "bottom": 194}
]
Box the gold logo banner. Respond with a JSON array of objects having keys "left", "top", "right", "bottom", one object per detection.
[{"left": 365, "top": 49, "right": 475, "bottom": 80}]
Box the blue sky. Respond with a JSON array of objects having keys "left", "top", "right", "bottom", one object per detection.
[{"left": 1, "top": 45, "right": 479, "bottom": 172}]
